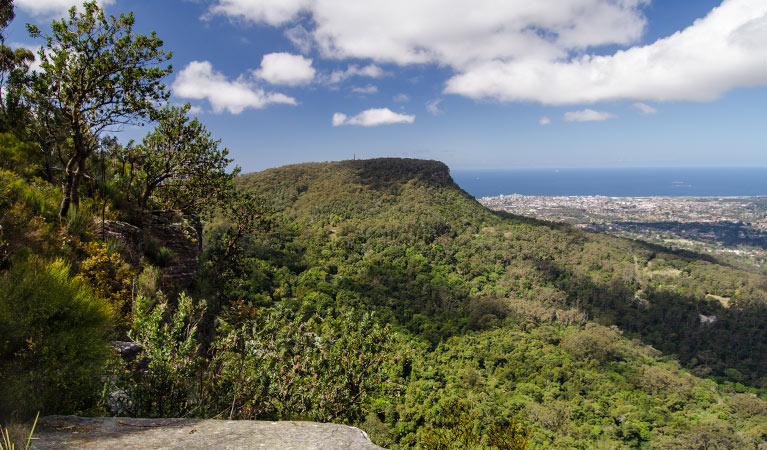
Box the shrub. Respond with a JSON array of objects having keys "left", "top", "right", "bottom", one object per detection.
[
  {"left": 142, "top": 236, "right": 175, "bottom": 267},
  {"left": 0, "top": 171, "right": 59, "bottom": 264},
  {"left": 0, "top": 258, "right": 113, "bottom": 420},
  {"left": 124, "top": 292, "right": 205, "bottom": 417},
  {"left": 208, "top": 305, "right": 397, "bottom": 423},
  {"left": 65, "top": 205, "right": 95, "bottom": 239},
  {"left": 75, "top": 241, "right": 135, "bottom": 336}
]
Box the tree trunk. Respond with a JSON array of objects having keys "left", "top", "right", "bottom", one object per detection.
[
  {"left": 59, "top": 156, "right": 77, "bottom": 217},
  {"left": 58, "top": 153, "right": 87, "bottom": 217},
  {"left": 74, "top": 156, "right": 86, "bottom": 203}
]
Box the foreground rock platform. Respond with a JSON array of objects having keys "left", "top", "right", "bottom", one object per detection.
[{"left": 33, "top": 416, "right": 384, "bottom": 450}]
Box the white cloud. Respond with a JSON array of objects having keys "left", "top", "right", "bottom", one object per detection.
[
  {"left": 326, "top": 64, "right": 385, "bottom": 84},
  {"left": 331, "top": 113, "right": 348, "bottom": 127},
  {"left": 352, "top": 85, "right": 378, "bottom": 94},
  {"left": 207, "top": 0, "right": 311, "bottom": 26},
  {"left": 254, "top": 53, "right": 315, "bottom": 86},
  {"left": 210, "top": 0, "right": 767, "bottom": 105},
  {"left": 173, "top": 61, "right": 297, "bottom": 114},
  {"left": 393, "top": 93, "right": 410, "bottom": 103},
  {"left": 16, "top": 0, "right": 115, "bottom": 16},
  {"left": 426, "top": 98, "right": 444, "bottom": 115},
  {"left": 446, "top": 0, "right": 767, "bottom": 104},
  {"left": 285, "top": 25, "right": 313, "bottom": 54},
  {"left": 210, "top": 0, "right": 646, "bottom": 68},
  {"left": 332, "top": 108, "right": 415, "bottom": 127},
  {"left": 188, "top": 105, "right": 203, "bottom": 114},
  {"left": 563, "top": 109, "right": 617, "bottom": 122},
  {"left": 539, "top": 116, "right": 551, "bottom": 125},
  {"left": 633, "top": 102, "right": 657, "bottom": 115}
]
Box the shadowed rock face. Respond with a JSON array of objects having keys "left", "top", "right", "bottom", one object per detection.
[
  {"left": 33, "top": 416, "right": 385, "bottom": 450},
  {"left": 101, "top": 214, "right": 199, "bottom": 290}
]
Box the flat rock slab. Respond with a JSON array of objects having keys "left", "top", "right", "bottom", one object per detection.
[{"left": 32, "top": 416, "right": 385, "bottom": 450}]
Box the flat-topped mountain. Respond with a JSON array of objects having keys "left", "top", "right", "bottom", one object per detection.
[{"left": 233, "top": 158, "right": 767, "bottom": 448}]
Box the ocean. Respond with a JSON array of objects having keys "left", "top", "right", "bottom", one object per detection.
[{"left": 451, "top": 167, "right": 767, "bottom": 198}]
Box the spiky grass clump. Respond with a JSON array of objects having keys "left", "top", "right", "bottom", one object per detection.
[{"left": 0, "top": 412, "right": 38, "bottom": 450}]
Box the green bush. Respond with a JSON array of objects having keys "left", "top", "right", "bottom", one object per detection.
[
  {"left": 125, "top": 292, "right": 205, "bottom": 417},
  {"left": 142, "top": 236, "right": 175, "bottom": 267},
  {"left": 0, "top": 170, "right": 59, "bottom": 264},
  {"left": 208, "top": 305, "right": 398, "bottom": 423},
  {"left": 0, "top": 258, "right": 113, "bottom": 420},
  {"left": 65, "top": 205, "right": 95, "bottom": 239}
]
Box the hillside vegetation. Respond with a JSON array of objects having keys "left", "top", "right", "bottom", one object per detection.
[
  {"left": 240, "top": 159, "right": 767, "bottom": 384},
  {"left": 237, "top": 158, "right": 767, "bottom": 448}
]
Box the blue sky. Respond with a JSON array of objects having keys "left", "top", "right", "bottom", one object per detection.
[{"left": 6, "top": 0, "right": 767, "bottom": 171}]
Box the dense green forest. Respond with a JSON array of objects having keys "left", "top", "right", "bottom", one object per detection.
[{"left": 3, "top": 2, "right": 767, "bottom": 449}]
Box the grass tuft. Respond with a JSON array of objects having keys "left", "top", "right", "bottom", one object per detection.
[{"left": 0, "top": 412, "right": 39, "bottom": 450}]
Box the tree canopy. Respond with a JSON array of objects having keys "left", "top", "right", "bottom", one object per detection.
[
  {"left": 120, "top": 104, "right": 236, "bottom": 220},
  {"left": 27, "top": 1, "right": 171, "bottom": 216}
]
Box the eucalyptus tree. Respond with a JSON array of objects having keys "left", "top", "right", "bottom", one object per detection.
[
  {"left": 27, "top": 1, "right": 171, "bottom": 217},
  {"left": 120, "top": 103, "right": 236, "bottom": 222}
]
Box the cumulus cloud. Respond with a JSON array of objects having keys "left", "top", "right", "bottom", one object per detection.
[
  {"left": 207, "top": 0, "right": 311, "bottom": 26},
  {"left": 445, "top": 0, "right": 767, "bottom": 104},
  {"left": 254, "top": 53, "right": 315, "bottom": 86},
  {"left": 16, "top": 0, "right": 115, "bottom": 16},
  {"left": 633, "top": 102, "right": 658, "bottom": 115},
  {"left": 393, "top": 93, "right": 410, "bottom": 103},
  {"left": 539, "top": 117, "right": 551, "bottom": 125},
  {"left": 563, "top": 109, "right": 617, "bottom": 122},
  {"left": 326, "top": 64, "right": 385, "bottom": 84},
  {"left": 332, "top": 108, "right": 415, "bottom": 127},
  {"left": 173, "top": 61, "right": 297, "bottom": 114},
  {"left": 209, "top": 0, "right": 646, "bottom": 68},
  {"left": 426, "top": 99, "right": 444, "bottom": 115},
  {"left": 352, "top": 85, "right": 378, "bottom": 94},
  {"left": 209, "top": 0, "right": 767, "bottom": 105}
]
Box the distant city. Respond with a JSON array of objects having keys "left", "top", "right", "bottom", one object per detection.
[{"left": 480, "top": 194, "right": 767, "bottom": 269}]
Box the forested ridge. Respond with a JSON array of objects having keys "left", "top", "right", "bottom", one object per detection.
[
  {"left": 239, "top": 158, "right": 767, "bottom": 385},
  {"left": 3, "top": 1, "right": 767, "bottom": 449},
  {"left": 236, "top": 158, "right": 767, "bottom": 448}
]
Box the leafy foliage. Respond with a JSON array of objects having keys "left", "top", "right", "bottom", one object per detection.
[
  {"left": 27, "top": 1, "right": 171, "bottom": 216},
  {"left": 126, "top": 292, "right": 205, "bottom": 417},
  {"left": 208, "top": 303, "right": 397, "bottom": 423},
  {"left": 115, "top": 104, "right": 236, "bottom": 221},
  {"left": 421, "top": 400, "right": 528, "bottom": 450},
  {"left": 75, "top": 241, "right": 135, "bottom": 334},
  {"left": 0, "top": 258, "right": 113, "bottom": 419},
  {"left": 0, "top": 169, "right": 59, "bottom": 264}
]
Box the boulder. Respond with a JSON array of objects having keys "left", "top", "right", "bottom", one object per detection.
[{"left": 33, "top": 416, "right": 385, "bottom": 450}]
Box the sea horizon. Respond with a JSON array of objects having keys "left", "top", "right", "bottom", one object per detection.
[{"left": 451, "top": 167, "right": 767, "bottom": 198}]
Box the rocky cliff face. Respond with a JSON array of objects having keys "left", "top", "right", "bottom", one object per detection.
[
  {"left": 33, "top": 416, "right": 385, "bottom": 450},
  {"left": 101, "top": 214, "right": 199, "bottom": 289}
]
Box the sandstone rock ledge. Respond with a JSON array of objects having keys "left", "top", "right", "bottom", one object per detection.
[{"left": 32, "top": 416, "right": 385, "bottom": 450}]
